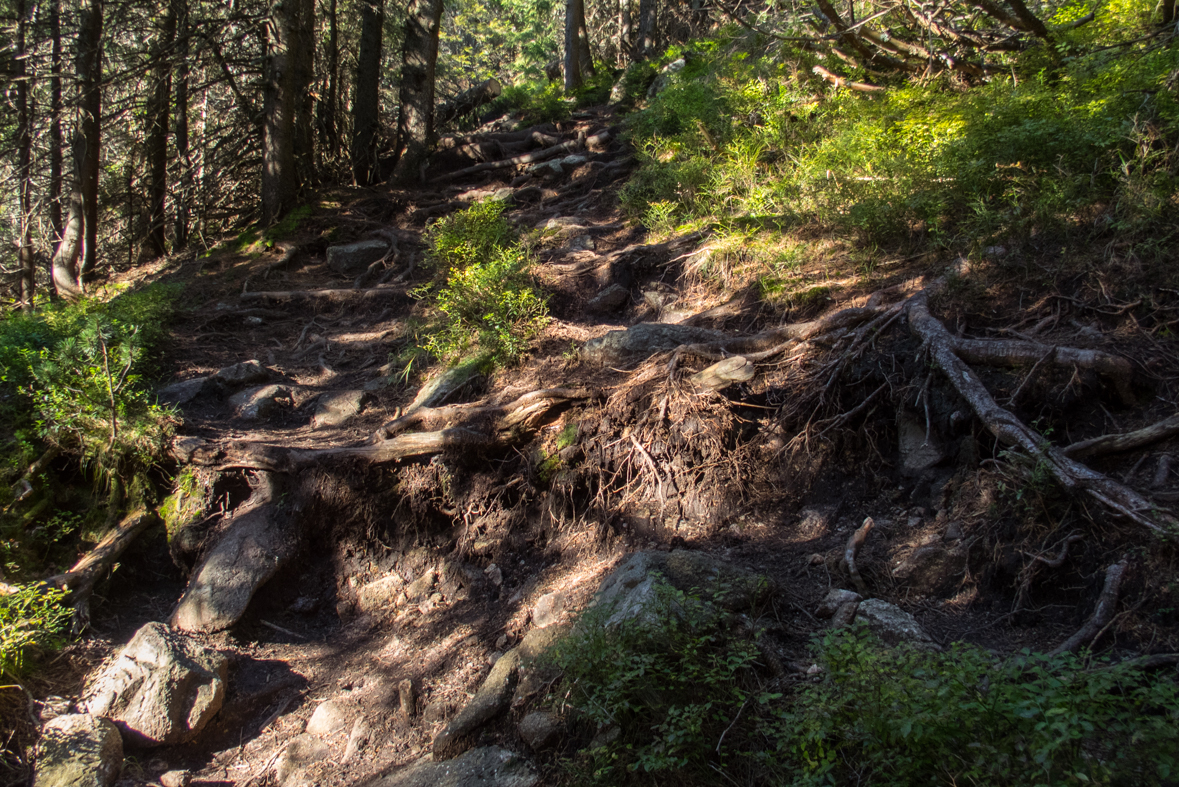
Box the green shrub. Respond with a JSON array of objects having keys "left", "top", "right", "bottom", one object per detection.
[
  {"left": 414, "top": 200, "right": 548, "bottom": 364},
  {"left": 0, "top": 584, "right": 70, "bottom": 680}
]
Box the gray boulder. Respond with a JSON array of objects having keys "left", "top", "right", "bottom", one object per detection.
[
  {"left": 816, "top": 589, "right": 862, "bottom": 618},
  {"left": 374, "top": 747, "right": 537, "bottom": 787},
  {"left": 311, "top": 389, "right": 369, "bottom": 428},
  {"left": 228, "top": 384, "right": 292, "bottom": 420},
  {"left": 853, "top": 599, "right": 939, "bottom": 649},
  {"left": 326, "top": 239, "right": 389, "bottom": 274},
  {"left": 581, "top": 323, "right": 727, "bottom": 365},
  {"left": 519, "top": 711, "right": 561, "bottom": 751},
  {"left": 81, "top": 623, "right": 227, "bottom": 746},
  {"left": 586, "top": 284, "right": 629, "bottom": 313},
  {"left": 158, "top": 377, "right": 209, "bottom": 406},
  {"left": 33, "top": 714, "right": 122, "bottom": 787},
  {"left": 213, "top": 360, "right": 269, "bottom": 389}
]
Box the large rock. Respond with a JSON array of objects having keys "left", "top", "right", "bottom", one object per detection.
[
  {"left": 82, "top": 623, "right": 227, "bottom": 747},
  {"left": 586, "top": 284, "right": 629, "bottom": 314},
  {"left": 311, "top": 389, "right": 369, "bottom": 428},
  {"left": 518, "top": 712, "right": 561, "bottom": 751},
  {"left": 33, "top": 714, "right": 123, "bottom": 787},
  {"left": 172, "top": 475, "right": 304, "bottom": 633},
  {"left": 373, "top": 747, "right": 537, "bottom": 787},
  {"left": 229, "top": 384, "right": 292, "bottom": 420},
  {"left": 853, "top": 599, "right": 939, "bottom": 649},
  {"left": 213, "top": 360, "right": 270, "bottom": 389},
  {"left": 326, "top": 239, "right": 389, "bottom": 274},
  {"left": 581, "top": 323, "right": 727, "bottom": 365},
  {"left": 158, "top": 377, "right": 209, "bottom": 406},
  {"left": 433, "top": 648, "right": 521, "bottom": 759}
]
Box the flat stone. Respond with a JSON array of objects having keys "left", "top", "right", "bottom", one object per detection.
[
  {"left": 853, "top": 599, "right": 939, "bottom": 649},
  {"left": 213, "top": 360, "right": 269, "bottom": 389},
  {"left": 405, "top": 567, "right": 437, "bottom": 601},
  {"left": 306, "top": 699, "right": 349, "bottom": 735},
  {"left": 159, "top": 771, "right": 190, "bottom": 787},
  {"left": 326, "top": 239, "right": 389, "bottom": 274},
  {"left": 374, "top": 747, "right": 537, "bottom": 787},
  {"left": 587, "top": 284, "right": 629, "bottom": 313},
  {"left": 518, "top": 712, "right": 561, "bottom": 751},
  {"left": 229, "top": 384, "right": 292, "bottom": 420},
  {"left": 274, "top": 734, "right": 331, "bottom": 787},
  {"left": 312, "top": 389, "right": 369, "bottom": 428},
  {"left": 158, "top": 377, "right": 209, "bottom": 406},
  {"left": 560, "top": 155, "right": 588, "bottom": 167},
  {"left": 356, "top": 574, "right": 406, "bottom": 614},
  {"left": 433, "top": 648, "right": 521, "bottom": 759},
  {"left": 33, "top": 714, "right": 122, "bottom": 787},
  {"left": 816, "top": 589, "right": 863, "bottom": 618},
  {"left": 82, "top": 623, "right": 227, "bottom": 747},
  {"left": 581, "top": 323, "right": 727, "bottom": 365},
  {"left": 531, "top": 590, "right": 565, "bottom": 628}
]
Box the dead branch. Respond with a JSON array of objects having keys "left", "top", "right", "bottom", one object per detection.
[
  {"left": 44, "top": 509, "right": 159, "bottom": 631},
  {"left": 1063, "top": 413, "right": 1179, "bottom": 459},
  {"left": 812, "top": 65, "right": 887, "bottom": 92},
  {"left": 950, "top": 336, "right": 1135, "bottom": 404},
  {"left": 908, "top": 289, "right": 1178, "bottom": 537},
  {"left": 436, "top": 78, "right": 503, "bottom": 129},
  {"left": 843, "top": 517, "right": 874, "bottom": 595},
  {"left": 1033, "top": 533, "right": 1083, "bottom": 568},
  {"left": 1049, "top": 559, "right": 1127, "bottom": 656}
]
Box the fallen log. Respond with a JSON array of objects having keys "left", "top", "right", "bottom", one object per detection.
[
  {"left": 240, "top": 286, "right": 409, "bottom": 305},
  {"left": 813, "top": 65, "right": 887, "bottom": 93},
  {"left": 908, "top": 289, "right": 1177, "bottom": 536},
  {"left": 432, "top": 131, "right": 610, "bottom": 184},
  {"left": 45, "top": 508, "right": 159, "bottom": 632},
  {"left": 1063, "top": 413, "right": 1179, "bottom": 459},
  {"left": 436, "top": 78, "right": 504, "bottom": 129}
]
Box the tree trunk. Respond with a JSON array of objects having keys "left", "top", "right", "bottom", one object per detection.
[
  {"left": 16, "top": 0, "right": 35, "bottom": 309},
  {"left": 77, "top": 0, "right": 103, "bottom": 281},
  {"left": 318, "top": 0, "right": 339, "bottom": 157},
  {"left": 636, "top": 0, "right": 657, "bottom": 58},
  {"left": 144, "top": 2, "right": 177, "bottom": 260},
  {"left": 576, "top": 0, "right": 594, "bottom": 79},
  {"left": 52, "top": 170, "right": 85, "bottom": 300},
  {"left": 352, "top": 0, "right": 384, "bottom": 185},
  {"left": 173, "top": 0, "right": 191, "bottom": 249},
  {"left": 263, "top": 0, "right": 312, "bottom": 224},
  {"left": 619, "top": 0, "right": 632, "bottom": 66},
  {"left": 292, "top": 0, "right": 315, "bottom": 190},
  {"left": 1163, "top": 0, "right": 1175, "bottom": 25},
  {"left": 564, "top": 0, "right": 583, "bottom": 91},
  {"left": 49, "top": 0, "right": 64, "bottom": 246},
  {"left": 391, "top": 0, "right": 445, "bottom": 186}
]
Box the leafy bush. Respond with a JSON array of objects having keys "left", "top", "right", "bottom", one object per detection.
[
  {"left": 414, "top": 200, "right": 548, "bottom": 364},
  {"left": 553, "top": 597, "right": 1179, "bottom": 786},
  {"left": 0, "top": 584, "right": 70, "bottom": 680}
]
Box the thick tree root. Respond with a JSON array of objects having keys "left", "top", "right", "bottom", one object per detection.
[
  {"left": 1063, "top": 413, "right": 1179, "bottom": 459},
  {"left": 1049, "top": 559, "right": 1127, "bottom": 656},
  {"left": 843, "top": 517, "right": 874, "bottom": 595}
]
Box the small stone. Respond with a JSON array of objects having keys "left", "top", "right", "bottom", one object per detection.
[
  {"left": 816, "top": 589, "right": 862, "bottom": 618},
  {"left": 853, "top": 599, "right": 939, "bottom": 649},
  {"left": 356, "top": 574, "right": 406, "bottom": 614},
  {"left": 587, "top": 284, "right": 629, "bottom": 313},
  {"left": 342, "top": 718, "right": 372, "bottom": 763},
  {"left": 306, "top": 699, "right": 349, "bottom": 735},
  {"left": 399, "top": 679, "right": 417, "bottom": 720},
  {"left": 33, "top": 714, "right": 122, "bottom": 787},
  {"left": 531, "top": 590, "right": 565, "bottom": 628},
  {"left": 159, "top": 771, "right": 191, "bottom": 787},
  {"left": 484, "top": 564, "right": 503, "bottom": 587},
  {"left": 943, "top": 521, "right": 964, "bottom": 541},
  {"left": 405, "top": 567, "right": 437, "bottom": 601},
  {"left": 518, "top": 711, "right": 561, "bottom": 751}
]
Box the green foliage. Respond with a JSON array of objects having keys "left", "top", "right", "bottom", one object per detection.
[
  {"left": 621, "top": 26, "right": 1179, "bottom": 256},
  {"left": 414, "top": 200, "right": 548, "bottom": 364},
  {"left": 489, "top": 80, "right": 574, "bottom": 125},
  {"left": 0, "top": 584, "right": 71, "bottom": 680},
  {"left": 553, "top": 578, "right": 769, "bottom": 784},
  {"left": 782, "top": 626, "right": 1179, "bottom": 786}
]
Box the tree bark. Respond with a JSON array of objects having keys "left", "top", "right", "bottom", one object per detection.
[
  {"left": 391, "top": 0, "right": 445, "bottom": 186},
  {"left": 49, "top": 0, "right": 64, "bottom": 246},
  {"left": 636, "top": 0, "right": 656, "bottom": 58},
  {"left": 318, "top": 0, "right": 339, "bottom": 157},
  {"left": 1163, "top": 0, "right": 1175, "bottom": 25},
  {"left": 173, "top": 0, "right": 191, "bottom": 249},
  {"left": 352, "top": 0, "right": 384, "bottom": 185},
  {"left": 77, "top": 0, "right": 103, "bottom": 281},
  {"left": 144, "top": 2, "right": 177, "bottom": 260},
  {"left": 16, "top": 0, "right": 35, "bottom": 309},
  {"left": 564, "top": 0, "right": 584, "bottom": 92},
  {"left": 262, "top": 0, "right": 312, "bottom": 224},
  {"left": 576, "top": 0, "right": 594, "bottom": 79}
]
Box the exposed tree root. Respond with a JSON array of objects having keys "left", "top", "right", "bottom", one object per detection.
[
  {"left": 843, "top": 517, "right": 874, "bottom": 595},
  {"left": 240, "top": 286, "right": 409, "bottom": 305},
  {"left": 431, "top": 131, "right": 610, "bottom": 184},
  {"left": 1063, "top": 413, "right": 1179, "bottom": 459},
  {"left": 1049, "top": 559, "right": 1128, "bottom": 656},
  {"left": 908, "top": 289, "right": 1177, "bottom": 537}
]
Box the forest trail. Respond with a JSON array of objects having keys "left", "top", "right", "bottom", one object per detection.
[{"left": 30, "top": 104, "right": 1179, "bottom": 787}]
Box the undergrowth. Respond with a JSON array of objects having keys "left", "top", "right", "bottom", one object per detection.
[
  {"left": 621, "top": 10, "right": 1179, "bottom": 296},
  {"left": 412, "top": 199, "right": 548, "bottom": 365},
  {"left": 553, "top": 580, "right": 1179, "bottom": 786}
]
